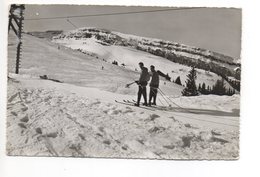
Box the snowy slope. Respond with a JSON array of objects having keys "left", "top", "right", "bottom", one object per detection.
[
  {"left": 7, "top": 74, "right": 239, "bottom": 159},
  {"left": 7, "top": 31, "right": 240, "bottom": 159},
  {"left": 8, "top": 32, "right": 183, "bottom": 96},
  {"left": 52, "top": 27, "right": 236, "bottom": 89}
]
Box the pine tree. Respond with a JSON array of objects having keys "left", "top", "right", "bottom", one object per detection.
[
  {"left": 175, "top": 76, "right": 182, "bottom": 85},
  {"left": 182, "top": 67, "right": 199, "bottom": 96},
  {"left": 227, "top": 88, "right": 234, "bottom": 96},
  {"left": 198, "top": 83, "right": 202, "bottom": 92},
  {"left": 201, "top": 82, "right": 206, "bottom": 94},
  {"left": 207, "top": 85, "right": 211, "bottom": 94},
  {"left": 212, "top": 79, "right": 226, "bottom": 95}
]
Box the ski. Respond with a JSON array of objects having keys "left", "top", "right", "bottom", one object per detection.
[
  {"left": 125, "top": 99, "right": 168, "bottom": 111},
  {"left": 126, "top": 100, "right": 149, "bottom": 106},
  {"left": 115, "top": 100, "right": 155, "bottom": 111},
  {"left": 125, "top": 100, "right": 135, "bottom": 104},
  {"left": 130, "top": 99, "right": 172, "bottom": 111},
  {"left": 121, "top": 99, "right": 174, "bottom": 112}
]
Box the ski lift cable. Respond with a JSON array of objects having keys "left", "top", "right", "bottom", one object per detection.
[
  {"left": 64, "top": 17, "right": 138, "bottom": 84},
  {"left": 66, "top": 19, "right": 78, "bottom": 28},
  {"left": 24, "top": 7, "right": 204, "bottom": 21},
  {"left": 61, "top": 19, "right": 119, "bottom": 66}
]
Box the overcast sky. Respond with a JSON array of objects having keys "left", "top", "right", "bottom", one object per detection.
[{"left": 23, "top": 5, "right": 241, "bottom": 58}]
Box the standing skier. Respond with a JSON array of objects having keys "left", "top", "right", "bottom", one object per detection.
[
  {"left": 149, "top": 65, "right": 160, "bottom": 106},
  {"left": 135, "top": 62, "right": 150, "bottom": 106}
]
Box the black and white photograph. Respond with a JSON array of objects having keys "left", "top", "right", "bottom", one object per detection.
[{"left": 6, "top": 4, "right": 241, "bottom": 159}]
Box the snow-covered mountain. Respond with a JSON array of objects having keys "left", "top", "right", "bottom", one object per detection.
[
  {"left": 7, "top": 30, "right": 240, "bottom": 159},
  {"left": 51, "top": 27, "right": 240, "bottom": 90},
  {"left": 53, "top": 28, "right": 240, "bottom": 75}
]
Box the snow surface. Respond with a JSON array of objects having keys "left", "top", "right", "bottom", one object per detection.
[
  {"left": 7, "top": 32, "right": 240, "bottom": 159},
  {"left": 7, "top": 74, "right": 239, "bottom": 159},
  {"left": 9, "top": 33, "right": 183, "bottom": 96},
  {"left": 52, "top": 30, "right": 234, "bottom": 89}
]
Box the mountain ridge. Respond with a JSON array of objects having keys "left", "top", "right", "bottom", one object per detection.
[
  {"left": 54, "top": 27, "right": 239, "bottom": 63},
  {"left": 51, "top": 27, "right": 240, "bottom": 91}
]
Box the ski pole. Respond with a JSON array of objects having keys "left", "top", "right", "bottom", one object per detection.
[
  {"left": 157, "top": 94, "right": 165, "bottom": 106},
  {"left": 158, "top": 88, "right": 177, "bottom": 107},
  {"left": 125, "top": 81, "right": 136, "bottom": 88},
  {"left": 158, "top": 88, "right": 195, "bottom": 114},
  {"left": 158, "top": 88, "right": 181, "bottom": 106},
  {"left": 150, "top": 87, "right": 165, "bottom": 106},
  {"left": 157, "top": 90, "right": 171, "bottom": 107}
]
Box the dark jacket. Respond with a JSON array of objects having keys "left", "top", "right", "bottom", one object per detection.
[
  {"left": 136, "top": 67, "right": 149, "bottom": 86},
  {"left": 149, "top": 71, "right": 159, "bottom": 88},
  {"left": 139, "top": 67, "right": 149, "bottom": 82}
]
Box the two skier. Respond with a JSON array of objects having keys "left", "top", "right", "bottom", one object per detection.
[{"left": 134, "top": 62, "right": 159, "bottom": 107}]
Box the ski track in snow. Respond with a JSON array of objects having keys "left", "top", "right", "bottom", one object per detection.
[{"left": 7, "top": 76, "right": 239, "bottom": 159}]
